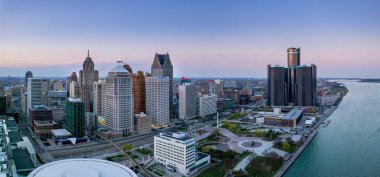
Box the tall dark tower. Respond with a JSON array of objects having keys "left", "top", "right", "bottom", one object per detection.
[
  {"left": 151, "top": 53, "right": 174, "bottom": 118},
  {"left": 79, "top": 50, "right": 99, "bottom": 112},
  {"left": 295, "top": 64, "right": 317, "bottom": 106},
  {"left": 287, "top": 47, "right": 300, "bottom": 104},
  {"left": 267, "top": 65, "right": 288, "bottom": 106}
]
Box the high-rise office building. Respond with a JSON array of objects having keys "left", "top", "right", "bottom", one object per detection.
[
  {"left": 79, "top": 50, "right": 99, "bottom": 112},
  {"left": 134, "top": 113, "right": 151, "bottom": 134},
  {"left": 295, "top": 65, "right": 317, "bottom": 106},
  {"left": 93, "top": 80, "right": 105, "bottom": 116},
  {"left": 145, "top": 77, "right": 169, "bottom": 127},
  {"left": 198, "top": 94, "right": 217, "bottom": 117},
  {"left": 179, "top": 84, "right": 197, "bottom": 120},
  {"left": 66, "top": 98, "right": 85, "bottom": 138},
  {"left": 151, "top": 53, "right": 173, "bottom": 118},
  {"left": 25, "top": 71, "right": 33, "bottom": 90},
  {"left": 267, "top": 48, "right": 317, "bottom": 106},
  {"left": 132, "top": 71, "right": 146, "bottom": 114},
  {"left": 66, "top": 72, "right": 78, "bottom": 91},
  {"left": 104, "top": 63, "right": 134, "bottom": 135},
  {"left": 287, "top": 47, "right": 300, "bottom": 104},
  {"left": 267, "top": 65, "right": 288, "bottom": 106},
  {"left": 27, "top": 78, "right": 44, "bottom": 114}
]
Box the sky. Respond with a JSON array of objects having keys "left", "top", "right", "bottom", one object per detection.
[{"left": 0, "top": 0, "right": 379, "bottom": 78}]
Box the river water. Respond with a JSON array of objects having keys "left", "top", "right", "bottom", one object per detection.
[{"left": 284, "top": 81, "right": 380, "bottom": 177}]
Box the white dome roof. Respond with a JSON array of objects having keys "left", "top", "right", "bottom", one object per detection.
[{"left": 27, "top": 159, "right": 138, "bottom": 177}]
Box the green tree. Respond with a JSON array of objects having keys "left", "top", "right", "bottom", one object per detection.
[
  {"left": 122, "top": 144, "right": 133, "bottom": 152},
  {"left": 201, "top": 146, "right": 213, "bottom": 153},
  {"left": 281, "top": 142, "right": 290, "bottom": 152}
]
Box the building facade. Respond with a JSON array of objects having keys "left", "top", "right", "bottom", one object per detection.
[
  {"left": 134, "top": 113, "right": 151, "bottom": 134},
  {"left": 66, "top": 98, "right": 85, "bottom": 138},
  {"left": 151, "top": 53, "right": 173, "bottom": 118},
  {"left": 132, "top": 71, "right": 146, "bottom": 114},
  {"left": 79, "top": 50, "right": 99, "bottom": 112},
  {"left": 154, "top": 132, "right": 196, "bottom": 176},
  {"left": 93, "top": 80, "right": 105, "bottom": 116},
  {"left": 145, "top": 77, "right": 169, "bottom": 128},
  {"left": 198, "top": 94, "right": 217, "bottom": 117},
  {"left": 295, "top": 65, "right": 317, "bottom": 106},
  {"left": 179, "top": 84, "right": 197, "bottom": 120},
  {"left": 27, "top": 78, "right": 44, "bottom": 115},
  {"left": 104, "top": 64, "right": 134, "bottom": 135},
  {"left": 267, "top": 65, "right": 288, "bottom": 106}
]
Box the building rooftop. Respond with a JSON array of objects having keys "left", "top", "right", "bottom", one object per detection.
[
  {"left": 27, "top": 159, "right": 138, "bottom": 177},
  {"left": 8, "top": 131, "right": 22, "bottom": 144},
  {"left": 283, "top": 109, "right": 303, "bottom": 120},
  {"left": 5, "top": 119, "right": 17, "bottom": 129},
  {"left": 159, "top": 132, "right": 193, "bottom": 142},
  {"left": 51, "top": 129, "right": 72, "bottom": 137},
  {"left": 12, "top": 148, "right": 35, "bottom": 176}
]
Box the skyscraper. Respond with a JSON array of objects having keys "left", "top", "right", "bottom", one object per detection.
[
  {"left": 93, "top": 80, "right": 105, "bottom": 116},
  {"left": 104, "top": 63, "right": 134, "bottom": 135},
  {"left": 295, "top": 65, "right": 317, "bottom": 106},
  {"left": 27, "top": 78, "right": 44, "bottom": 114},
  {"left": 151, "top": 53, "right": 173, "bottom": 118},
  {"left": 132, "top": 71, "right": 146, "bottom": 114},
  {"left": 267, "top": 48, "right": 317, "bottom": 107},
  {"left": 66, "top": 72, "right": 78, "bottom": 91},
  {"left": 79, "top": 50, "right": 99, "bottom": 112},
  {"left": 145, "top": 76, "right": 169, "bottom": 127},
  {"left": 25, "top": 71, "right": 33, "bottom": 90},
  {"left": 179, "top": 84, "right": 197, "bottom": 120},
  {"left": 287, "top": 47, "right": 300, "bottom": 104},
  {"left": 66, "top": 98, "right": 85, "bottom": 138},
  {"left": 267, "top": 65, "right": 288, "bottom": 106}
]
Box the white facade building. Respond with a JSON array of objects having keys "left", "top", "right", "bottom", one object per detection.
[
  {"left": 104, "top": 64, "right": 134, "bottom": 135},
  {"left": 27, "top": 78, "right": 44, "bottom": 115},
  {"left": 154, "top": 132, "right": 196, "bottom": 176},
  {"left": 179, "top": 84, "right": 197, "bottom": 120},
  {"left": 69, "top": 81, "right": 79, "bottom": 98},
  {"left": 198, "top": 94, "right": 217, "bottom": 117},
  {"left": 145, "top": 77, "right": 169, "bottom": 127},
  {"left": 93, "top": 80, "right": 105, "bottom": 116}
]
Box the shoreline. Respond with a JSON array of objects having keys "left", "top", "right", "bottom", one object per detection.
[{"left": 274, "top": 92, "right": 346, "bottom": 177}]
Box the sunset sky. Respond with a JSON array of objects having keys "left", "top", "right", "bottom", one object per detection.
[{"left": 0, "top": 0, "right": 379, "bottom": 78}]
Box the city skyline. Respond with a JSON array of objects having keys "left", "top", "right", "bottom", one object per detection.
[{"left": 0, "top": 0, "right": 379, "bottom": 78}]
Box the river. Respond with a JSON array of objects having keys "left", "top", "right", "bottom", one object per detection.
[{"left": 284, "top": 81, "right": 380, "bottom": 177}]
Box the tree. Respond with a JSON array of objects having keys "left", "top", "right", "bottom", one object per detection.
[
  {"left": 281, "top": 142, "right": 290, "bottom": 152},
  {"left": 122, "top": 144, "right": 133, "bottom": 152},
  {"left": 201, "top": 146, "right": 213, "bottom": 153}
]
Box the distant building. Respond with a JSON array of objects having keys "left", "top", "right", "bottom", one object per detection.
[
  {"left": 198, "top": 94, "right": 217, "bottom": 117},
  {"left": 145, "top": 77, "right": 169, "bottom": 128},
  {"left": 0, "top": 96, "right": 6, "bottom": 115},
  {"left": 66, "top": 98, "right": 85, "bottom": 138},
  {"left": 179, "top": 84, "right": 197, "bottom": 120},
  {"left": 93, "top": 80, "right": 105, "bottom": 116},
  {"left": 85, "top": 112, "right": 97, "bottom": 130},
  {"left": 151, "top": 53, "right": 173, "bottom": 117},
  {"left": 47, "top": 90, "right": 68, "bottom": 122},
  {"left": 154, "top": 132, "right": 210, "bottom": 176},
  {"left": 223, "top": 80, "right": 237, "bottom": 88},
  {"left": 29, "top": 105, "right": 53, "bottom": 128},
  {"left": 79, "top": 50, "right": 99, "bottom": 112},
  {"left": 25, "top": 71, "right": 33, "bottom": 90},
  {"left": 66, "top": 72, "right": 77, "bottom": 91},
  {"left": 53, "top": 82, "right": 63, "bottom": 91},
  {"left": 134, "top": 112, "right": 151, "bottom": 134},
  {"left": 69, "top": 81, "right": 79, "bottom": 98},
  {"left": 104, "top": 63, "right": 134, "bottom": 135},
  {"left": 132, "top": 71, "right": 146, "bottom": 114},
  {"left": 27, "top": 78, "right": 44, "bottom": 115}
]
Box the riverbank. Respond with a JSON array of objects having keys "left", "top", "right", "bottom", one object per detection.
[{"left": 274, "top": 93, "right": 345, "bottom": 177}]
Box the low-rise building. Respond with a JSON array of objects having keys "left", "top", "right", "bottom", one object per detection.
[{"left": 264, "top": 109, "right": 303, "bottom": 128}]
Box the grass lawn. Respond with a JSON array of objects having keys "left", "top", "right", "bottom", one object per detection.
[
  {"left": 198, "top": 163, "right": 225, "bottom": 177},
  {"left": 246, "top": 156, "right": 283, "bottom": 177},
  {"left": 136, "top": 148, "right": 152, "bottom": 155}
]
